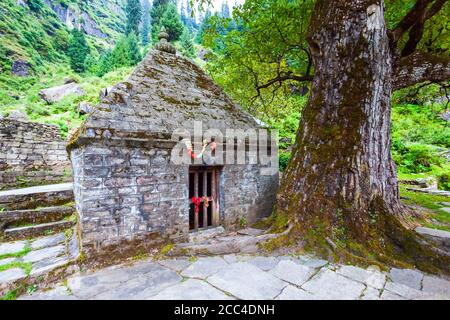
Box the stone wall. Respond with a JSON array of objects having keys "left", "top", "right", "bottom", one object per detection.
[
  {"left": 0, "top": 119, "right": 71, "bottom": 190},
  {"left": 71, "top": 141, "right": 278, "bottom": 262},
  {"left": 221, "top": 165, "right": 278, "bottom": 229},
  {"left": 71, "top": 142, "right": 189, "bottom": 261}
]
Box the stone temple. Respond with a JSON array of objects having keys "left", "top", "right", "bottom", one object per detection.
[{"left": 68, "top": 29, "right": 278, "bottom": 262}]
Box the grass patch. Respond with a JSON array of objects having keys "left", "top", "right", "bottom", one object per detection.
[
  {"left": 0, "top": 260, "right": 32, "bottom": 275},
  {"left": 0, "top": 244, "right": 31, "bottom": 260},
  {"left": 400, "top": 185, "right": 450, "bottom": 231}
]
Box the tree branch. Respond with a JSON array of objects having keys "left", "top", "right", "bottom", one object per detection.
[
  {"left": 390, "top": 0, "right": 434, "bottom": 45},
  {"left": 400, "top": 0, "right": 447, "bottom": 57},
  {"left": 393, "top": 52, "right": 450, "bottom": 90},
  {"left": 256, "top": 73, "right": 313, "bottom": 91}
]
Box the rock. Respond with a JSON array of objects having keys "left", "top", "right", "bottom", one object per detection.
[
  {"left": 30, "top": 255, "right": 70, "bottom": 276},
  {"left": 188, "top": 226, "right": 225, "bottom": 243},
  {"left": 90, "top": 266, "right": 182, "bottom": 299},
  {"left": 150, "top": 279, "right": 232, "bottom": 300},
  {"left": 247, "top": 256, "right": 279, "bottom": 271},
  {"left": 440, "top": 110, "right": 450, "bottom": 122},
  {"left": 0, "top": 268, "right": 26, "bottom": 283},
  {"left": 16, "top": 0, "right": 26, "bottom": 7},
  {"left": 383, "top": 281, "right": 425, "bottom": 299},
  {"left": 67, "top": 266, "right": 139, "bottom": 298},
  {"left": 421, "top": 275, "right": 450, "bottom": 297},
  {"left": 380, "top": 290, "right": 406, "bottom": 300},
  {"left": 43, "top": 1, "right": 106, "bottom": 38},
  {"left": 437, "top": 202, "right": 450, "bottom": 206},
  {"left": 7, "top": 110, "right": 28, "bottom": 121},
  {"left": 22, "top": 245, "right": 65, "bottom": 263},
  {"left": 78, "top": 102, "right": 93, "bottom": 115},
  {"left": 276, "top": 285, "right": 318, "bottom": 300},
  {"left": 31, "top": 233, "right": 66, "bottom": 250},
  {"left": 11, "top": 60, "right": 30, "bottom": 77},
  {"left": 0, "top": 258, "right": 15, "bottom": 267},
  {"left": 336, "top": 265, "right": 386, "bottom": 289},
  {"left": 207, "top": 262, "right": 287, "bottom": 299},
  {"left": 157, "top": 258, "right": 191, "bottom": 272},
  {"left": 270, "top": 260, "right": 316, "bottom": 286},
  {"left": 0, "top": 240, "right": 27, "bottom": 255},
  {"left": 39, "top": 82, "right": 85, "bottom": 104},
  {"left": 279, "top": 137, "right": 292, "bottom": 144},
  {"left": 301, "top": 269, "right": 366, "bottom": 300},
  {"left": 222, "top": 254, "right": 238, "bottom": 264},
  {"left": 181, "top": 257, "right": 228, "bottom": 279},
  {"left": 19, "top": 285, "right": 75, "bottom": 300},
  {"left": 298, "top": 256, "right": 329, "bottom": 268},
  {"left": 237, "top": 228, "right": 265, "bottom": 236},
  {"left": 99, "top": 86, "right": 113, "bottom": 100},
  {"left": 415, "top": 227, "right": 450, "bottom": 249},
  {"left": 197, "top": 48, "right": 210, "bottom": 61},
  {"left": 80, "top": 12, "right": 107, "bottom": 38},
  {"left": 389, "top": 268, "right": 423, "bottom": 290},
  {"left": 360, "top": 287, "right": 381, "bottom": 300}
]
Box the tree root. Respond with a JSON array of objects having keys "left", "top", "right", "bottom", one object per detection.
[{"left": 262, "top": 215, "right": 450, "bottom": 276}]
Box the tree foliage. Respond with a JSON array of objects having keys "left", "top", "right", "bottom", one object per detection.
[
  {"left": 151, "top": 0, "right": 172, "bottom": 42},
  {"left": 67, "top": 28, "right": 89, "bottom": 73},
  {"left": 159, "top": 3, "right": 184, "bottom": 41},
  {"left": 125, "top": 0, "right": 142, "bottom": 35},
  {"left": 180, "top": 28, "right": 195, "bottom": 58},
  {"left": 141, "top": 0, "right": 151, "bottom": 45}
]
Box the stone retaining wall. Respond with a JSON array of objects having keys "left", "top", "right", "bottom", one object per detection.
[{"left": 0, "top": 119, "right": 72, "bottom": 190}]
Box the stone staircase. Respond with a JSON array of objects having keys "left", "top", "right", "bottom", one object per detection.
[
  {"left": 0, "top": 183, "right": 76, "bottom": 241},
  {"left": 0, "top": 183, "right": 80, "bottom": 296}
]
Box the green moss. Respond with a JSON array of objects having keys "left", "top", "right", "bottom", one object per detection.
[
  {"left": 0, "top": 244, "right": 31, "bottom": 260},
  {"left": 0, "top": 261, "right": 32, "bottom": 275},
  {"left": 399, "top": 185, "right": 450, "bottom": 231}
]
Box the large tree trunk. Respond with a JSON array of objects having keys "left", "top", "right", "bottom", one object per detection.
[{"left": 275, "top": 0, "right": 449, "bottom": 273}]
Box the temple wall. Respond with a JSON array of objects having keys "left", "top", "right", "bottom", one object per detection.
[{"left": 0, "top": 119, "right": 71, "bottom": 190}]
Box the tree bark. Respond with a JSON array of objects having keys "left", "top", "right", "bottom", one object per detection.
[{"left": 275, "top": 0, "right": 449, "bottom": 273}]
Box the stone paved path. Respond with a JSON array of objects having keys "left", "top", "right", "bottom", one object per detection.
[
  {"left": 0, "top": 232, "right": 77, "bottom": 293},
  {"left": 19, "top": 254, "right": 450, "bottom": 300}
]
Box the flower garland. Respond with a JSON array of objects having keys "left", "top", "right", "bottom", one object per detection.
[
  {"left": 182, "top": 139, "right": 217, "bottom": 159},
  {"left": 191, "top": 197, "right": 201, "bottom": 213}
]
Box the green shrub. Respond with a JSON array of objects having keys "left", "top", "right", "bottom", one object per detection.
[
  {"left": 279, "top": 152, "right": 291, "bottom": 172},
  {"left": 27, "top": 0, "right": 44, "bottom": 13},
  {"left": 393, "top": 143, "right": 442, "bottom": 173},
  {"left": 438, "top": 173, "right": 450, "bottom": 191}
]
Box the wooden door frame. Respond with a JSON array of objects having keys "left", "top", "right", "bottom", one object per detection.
[{"left": 188, "top": 166, "right": 221, "bottom": 232}]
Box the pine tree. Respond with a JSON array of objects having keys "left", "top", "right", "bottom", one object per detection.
[
  {"left": 67, "top": 28, "right": 89, "bottom": 73},
  {"left": 220, "top": 2, "right": 230, "bottom": 19},
  {"left": 125, "top": 0, "right": 142, "bottom": 35},
  {"left": 195, "top": 9, "right": 211, "bottom": 44},
  {"left": 126, "top": 32, "right": 142, "bottom": 65},
  {"left": 159, "top": 3, "right": 184, "bottom": 41},
  {"left": 150, "top": 0, "right": 171, "bottom": 43},
  {"left": 180, "top": 28, "right": 195, "bottom": 58},
  {"left": 141, "top": 0, "right": 151, "bottom": 45},
  {"left": 96, "top": 50, "right": 113, "bottom": 77}
]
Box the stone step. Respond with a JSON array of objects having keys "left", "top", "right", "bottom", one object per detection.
[
  {"left": 0, "top": 183, "right": 73, "bottom": 210},
  {"left": 405, "top": 187, "right": 450, "bottom": 197},
  {"left": 0, "top": 206, "right": 74, "bottom": 228},
  {"left": 3, "top": 220, "right": 75, "bottom": 241},
  {"left": 415, "top": 227, "right": 450, "bottom": 250}
]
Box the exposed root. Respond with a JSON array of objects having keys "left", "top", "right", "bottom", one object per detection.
[{"left": 264, "top": 212, "right": 450, "bottom": 275}]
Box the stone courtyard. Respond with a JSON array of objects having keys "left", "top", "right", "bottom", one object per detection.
[{"left": 19, "top": 252, "right": 450, "bottom": 300}]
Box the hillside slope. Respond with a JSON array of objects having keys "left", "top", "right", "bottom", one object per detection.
[{"left": 0, "top": 0, "right": 131, "bottom": 134}]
